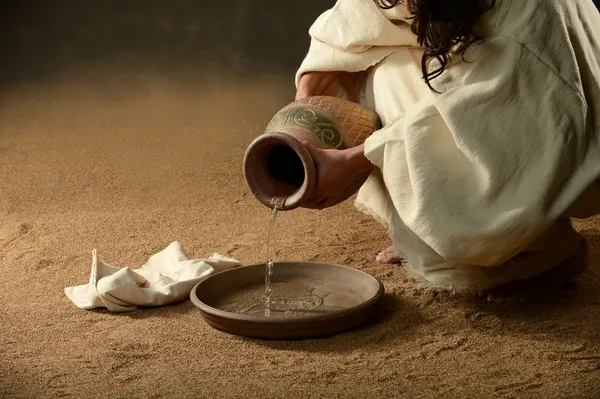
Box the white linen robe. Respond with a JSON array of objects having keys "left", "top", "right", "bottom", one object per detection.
[{"left": 296, "top": 0, "right": 600, "bottom": 291}]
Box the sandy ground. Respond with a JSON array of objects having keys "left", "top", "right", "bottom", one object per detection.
[{"left": 1, "top": 71, "right": 600, "bottom": 398}]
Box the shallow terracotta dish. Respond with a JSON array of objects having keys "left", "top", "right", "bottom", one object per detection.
[{"left": 190, "top": 262, "right": 385, "bottom": 340}]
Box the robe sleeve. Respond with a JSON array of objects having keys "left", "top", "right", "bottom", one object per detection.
[{"left": 294, "top": 0, "right": 419, "bottom": 88}]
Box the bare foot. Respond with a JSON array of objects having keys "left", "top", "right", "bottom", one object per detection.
[
  {"left": 376, "top": 246, "right": 403, "bottom": 264},
  {"left": 479, "top": 240, "right": 589, "bottom": 304}
]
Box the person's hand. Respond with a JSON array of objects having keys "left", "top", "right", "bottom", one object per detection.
[
  {"left": 295, "top": 71, "right": 342, "bottom": 100},
  {"left": 302, "top": 141, "right": 373, "bottom": 210}
]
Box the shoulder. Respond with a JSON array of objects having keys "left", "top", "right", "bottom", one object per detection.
[
  {"left": 479, "top": 0, "right": 600, "bottom": 94},
  {"left": 308, "top": 0, "right": 419, "bottom": 50},
  {"left": 422, "top": 34, "right": 587, "bottom": 143}
]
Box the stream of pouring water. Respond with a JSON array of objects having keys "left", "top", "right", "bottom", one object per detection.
[{"left": 264, "top": 196, "right": 285, "bottom": 317}]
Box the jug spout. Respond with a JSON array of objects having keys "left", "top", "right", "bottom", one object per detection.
[{"left": 243, "top": 131, "right": 316, "bottom": 211}]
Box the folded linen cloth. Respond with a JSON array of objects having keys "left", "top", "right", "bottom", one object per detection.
[{"left": 64, "top": 241, "right": 241, "bottom": 312}]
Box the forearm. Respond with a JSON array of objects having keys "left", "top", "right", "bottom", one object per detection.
[
  {"left": 343, "top": 144, "right": 373, "bottom": 175},
  {"left": 296, "top": 70, "right": 367, "bottom": 103},
  {"left": 296, "top": 71, "right": 342, "bottom": 100}
]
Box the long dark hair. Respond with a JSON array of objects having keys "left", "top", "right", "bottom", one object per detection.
[{"left": 376, "top": 0, "right": 496, "bottom": 91}]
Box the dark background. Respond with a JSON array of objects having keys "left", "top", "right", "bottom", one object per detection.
[
  {"left": 0, "top": 0, "right": 336, "bottom": 86},
  {"left": 1, "top": 0, "right": 598, "bottom": 87}
]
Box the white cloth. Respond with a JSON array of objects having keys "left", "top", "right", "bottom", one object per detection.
[
  {"left": 296, "top": 0, "right": 600, "bottom": 291},
  {"left": 64, "top": 241, "right": 241, "bottom": 312}
]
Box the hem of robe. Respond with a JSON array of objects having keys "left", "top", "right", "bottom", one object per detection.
[{"left": 355, "top": 187, "right": 585, "bottom": 293}]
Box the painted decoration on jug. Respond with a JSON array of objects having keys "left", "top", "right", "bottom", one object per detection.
[{"left": 265, "top": 96, "right": 381, "bottom": 150}]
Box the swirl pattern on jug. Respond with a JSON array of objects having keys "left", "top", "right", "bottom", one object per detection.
[
  {"left": 265, "top": 96, "right": 381, "bottom": 149},
  {"left": 292, "top": 108, "right": 344, "bottom": 148}
]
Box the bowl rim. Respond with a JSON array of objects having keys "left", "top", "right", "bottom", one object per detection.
[{"left": 190, "top": 261, "right": 385, "bottom": 324}]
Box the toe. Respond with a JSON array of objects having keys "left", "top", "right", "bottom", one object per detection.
[
  {"left": 518, "top": 291, "right": 531, "bottom": 302},
  {"left": 376, "top": 247, "right": 402, "bottom": 264},
  {"left": 387, "top": 256, "right": 403, "bottom": 264},
  {"left": 494, "top": 291, "right": 508, "bottom": 304},
  {"left": 506, "top": 290, "right": 522, "bottom": 303}
]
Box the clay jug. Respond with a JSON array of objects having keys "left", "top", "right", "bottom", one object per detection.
[{"left": 243, "top": 96, "right": 381, "bottom": 210}]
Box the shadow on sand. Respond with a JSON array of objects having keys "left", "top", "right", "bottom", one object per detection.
[{"left": 91, "top": 232, "right": 599, "bottom": 356}]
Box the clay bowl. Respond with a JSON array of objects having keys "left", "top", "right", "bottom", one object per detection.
[{"left": 190, "top": 262, "right": 385, "bottom": 340}]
